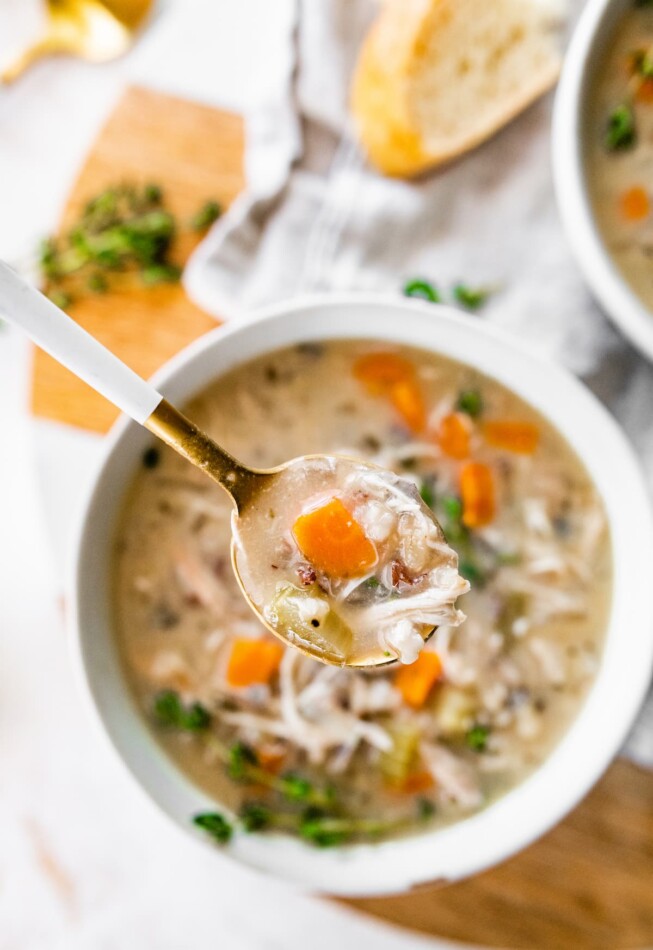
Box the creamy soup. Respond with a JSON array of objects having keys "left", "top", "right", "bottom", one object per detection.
[
  {"left": 113, "top": 341, "right": 611, "bottom": 846},
  {"left": 586, "top": 2, "right": 653, "bottom": 309}
]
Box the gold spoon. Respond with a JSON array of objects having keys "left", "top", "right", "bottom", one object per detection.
[
  {"left": 0, "top": 261, "right": 446, "bottom": 667},
  {"left": 1, "top": 0, "right": 153, "bottom": 84}
]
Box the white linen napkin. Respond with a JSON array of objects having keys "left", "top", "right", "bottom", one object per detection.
[{"left": 185, "top": 0, "right": 653, "bottom": 766}]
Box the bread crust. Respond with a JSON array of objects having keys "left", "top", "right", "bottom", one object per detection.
[{"left": 351, "top": 0, "right": 561, "bottom": 178}]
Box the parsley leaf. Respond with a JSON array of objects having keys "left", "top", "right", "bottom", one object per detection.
[
  {"left": 193, "top": 812, "right": 233, "bottom": 844},
  {"left": 605, "top": 104, "right": 636, "bottom": 151}
]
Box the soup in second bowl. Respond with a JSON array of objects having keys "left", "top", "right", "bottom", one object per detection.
[
  {"left": 586, "top": 1, "right": 653, "bottom": 310},
  {"left": 113, "top": 340, "right": 610, "bottom": 847}
]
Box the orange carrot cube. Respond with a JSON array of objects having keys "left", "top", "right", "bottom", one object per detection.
[
  {"left": 390, "top": 379, "right": 427, "bottom": 434},
  {"left": 637, "top": 78, "right": 653, "bottom": 103},
  {"left": 226, "top": 639, "right": 284, "bottom": 688},
  {"left": 353, "top": 352, "right": 415, "bottom": 394},
  {"left": 460, "top": 462, "right": 496, "bottom": 528},
  {"left": 619, "top": 186, "right": 650, "bottom": 222},
  {"left": 438, "top": 412, "right": 471, "bottom": 459},
  {"left": 399, "top": 770, "right": 435, "bottom": 794},
  {"left": 483, "top": 420, "right": 539, "bottom": 455},
  {"left": 292, "top": 497, "right": 377, "bottom": 578},
  {"left": 395, "top": 651, "right": 443, "bottom": 708}
]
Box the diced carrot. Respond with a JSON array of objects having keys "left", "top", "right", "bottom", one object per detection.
[
  {"left": 353, "top": 352, "right": 415, "bottom": 394},
  {"left": 619, "top": 186, "right": 650, "bottom": 222},
  {"left": 438, "top": 412, "right": 471, "bottom": 459},
  {"left": 258, "top": 749, "right": 286, "bottom": 773},
  {"left": 637, "top": 78, "right": 653, "bottom": 103},
  {"left": 398, "top": 770, "right": 435, "bottom": 794},
  {"left": 390, "top": 379, "right": 427, "bottom": 434},
  {"left": 460, "top": 461, "right": 496, "bottom": 528},
  {"left": 292, "top": 497, "right": 377, "bottom": 578},
  {"left": 354, "top": 352, "right": 427, "bottom": 433},
  {"left": 483, "top": 420, "right": 539, "bottom": 455},
  {"left": 226, "top": 638, "right": 284, "bottom": 688},
  {"left": 395, "top": 651, "right": 443, "bottom": 708}
]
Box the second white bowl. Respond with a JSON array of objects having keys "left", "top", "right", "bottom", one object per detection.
[{"left": 553, "top": 0, "right": 653, "bottom": 362}]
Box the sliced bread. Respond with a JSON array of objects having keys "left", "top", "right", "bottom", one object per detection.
[{"left": 351, "top": 0, "right": 562, "bottom": 177}]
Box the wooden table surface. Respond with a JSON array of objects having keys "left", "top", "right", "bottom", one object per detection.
[{"left": 31, "top": 85, "right": 653, "bottom": 950}]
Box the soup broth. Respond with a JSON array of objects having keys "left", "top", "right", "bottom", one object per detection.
[{"left": 113, "top": 341, "right": 611, "bottom": 844}]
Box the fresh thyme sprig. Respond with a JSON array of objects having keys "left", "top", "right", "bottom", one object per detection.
[
  {"left": 39, "top": 184, "right": 222, "bottom": 309},
  {"left": 153, "top": 690, "right": 437, "bottom": 848}
]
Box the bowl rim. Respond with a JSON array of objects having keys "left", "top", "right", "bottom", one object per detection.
[
  {"left": 68, "top": 293, "right": 653, "bottom": 896},
  {"left": 552, "top": 0, "right": 653, "bottom": 362}
]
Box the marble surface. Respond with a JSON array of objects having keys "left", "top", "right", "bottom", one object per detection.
[{"left": 0, "top": 2, "right": 465, "bottom": 947}]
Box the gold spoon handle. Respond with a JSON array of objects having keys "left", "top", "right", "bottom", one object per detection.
[
  {"left": 145, "top": 399, "right": 263, "bottom": 511},
  {"left": 1, "top": 33, "right": 70, "bottom": 84}
]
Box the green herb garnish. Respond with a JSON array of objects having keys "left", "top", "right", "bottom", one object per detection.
[
  {"left": 419, "top": 481, "right": 435, "bottom": 509},
  {"left": 605, "top": 104, "right": 636, "bottom": 151},
  {"left": 452, "top": 284, "right": 491, "bottom": 311},
  {"left": 417, "top": 798, "right": 436, "bottom": 821},
  {"left": 466, "top": 724, "right": 490, "bottom": 752},
  {"left": 279, "top": 772, "right": 315, "bottom": 802},
  {"left": 441, "top": 495, "right": 463, "bottom": 522},
  {"left": 403, "top": 279, "right": 440, "bottom": 303},
  {"left": 143, "top": 183, "right": 163, "bottom": 204},
  {"left": 153, "top": 690, "right": 211, "bottom": 731},
  {"left": 459, "top": 560, "right": 486, "bottom": 587},
  {"left": 141, "top": 262, "right": 183, "bottom": 285},
  {"left": 402, "top": 279, "right": 495, "bottom": 310},
  {"left": 228, "top": 741, "right": 259, "bottom": 780},
  {"left": 225, "top": 803, "right": 417, "bottom": 849},
  {"left": 191, "top": 199, "right": 222, "bottom": 231},
  {"left": 298, "top": 809, "right": 349, "bottom": 848},
  {"left": 240, "top": 802, "right": 273, "bottom": 831},
  {"left": 456, "top": 388, "right": 483, "bottom": 418},
  {"left": 38, "top": 182, "right": 221, "bottom": 306},
  {"left": 632, "top": 47, "right": 653, "bottom": 78},
  {"left": 222, "top": 741, "right": 334, "bottom": 807},
  {"left": 86, "top": 272, "right": 108, "bottom": 294},
  {"left": 193, "top": 812, "right": 233, "bottom": 844}
]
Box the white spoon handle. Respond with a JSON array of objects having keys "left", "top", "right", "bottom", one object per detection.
[{"left": 0, "top": 260, "right": 162, "bottom": 424}]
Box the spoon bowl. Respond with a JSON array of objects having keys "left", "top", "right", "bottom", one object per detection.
[{"left": 1, "top": 0, "right": 153, "bottom": 84}]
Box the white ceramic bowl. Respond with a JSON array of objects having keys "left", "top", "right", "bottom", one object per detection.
[
  {"left": 70, "top": 295, "right": 653, "bottom": 896},
  {"left": 553, "top": 0, "right": 653, "bottom": 361}
]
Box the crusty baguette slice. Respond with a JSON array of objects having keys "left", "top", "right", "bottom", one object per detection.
[{"left": 351, "top": 0, "right": 562, "bottom": 177}]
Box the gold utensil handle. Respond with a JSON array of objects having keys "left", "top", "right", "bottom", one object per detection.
[
  {"left": 1, "top": 34, "right": 67, "bottom": 84},
  {"left": 145, "top": 399, "right": 264, "bottom": 511}
]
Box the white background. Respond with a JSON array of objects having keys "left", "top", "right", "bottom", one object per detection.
[{"left": 0, "top": 1, "right": 466, "bottom": 946}]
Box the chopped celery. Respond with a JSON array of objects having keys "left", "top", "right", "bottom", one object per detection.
[
  {"left": 268, "top": 584, "right": 353, "bottom": 657},
  {"left": 379, "top": 724, "right": 420, "bottom": 783},
  {"left": 432, "top": 686, "right": 476, "bottom": 736}
]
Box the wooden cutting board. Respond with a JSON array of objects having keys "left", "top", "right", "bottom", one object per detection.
[
  {"left": 31, "top": 85, "right": 653, "bottom": 949},
  {"left": 31, "top": 85, "right": 244, "bottom": 432}
]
